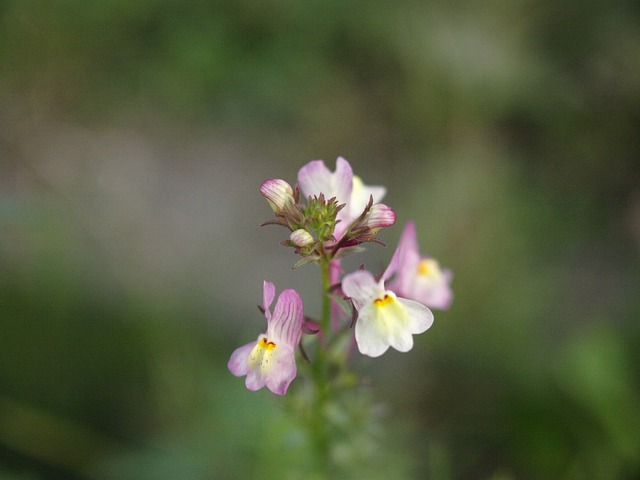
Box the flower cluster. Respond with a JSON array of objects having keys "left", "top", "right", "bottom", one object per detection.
[
  {"left": 259, "top": 157, "right": 396, "bottom": 267},
  {"left": 228, "top": 157, "right": 453, "bottom": 394}
]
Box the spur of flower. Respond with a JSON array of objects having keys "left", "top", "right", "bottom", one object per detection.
[
  {"left": 385, "top": 221, "right": 453, "bottom": 310},
  {"left": 228, "top": 281, "right": 304, "bottom": 395},
  {"left": 342, "top": 269, "right": 434, "bottom": 358}
]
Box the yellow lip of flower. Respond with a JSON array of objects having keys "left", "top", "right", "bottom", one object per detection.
[
  {"left": 248, "top": 337, "right": 277, "bottom": 368},
  {"left": 417, "top": 258, "right": 441, "bottom": 278},
  {"left": 374, "top": 292, "right": 396, "bottom": 307},
  {"left": 258, "top": 337, "right": 277, "bottom": 350}
]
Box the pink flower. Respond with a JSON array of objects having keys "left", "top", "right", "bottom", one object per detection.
[
  {"left": 342, "top": 270, "right": 433, "bottom": 357},
  {"left": 385, "top": 221, "right": 453, "bottom": 310},
  {"left": 297, "top": 157, "right": 389, "bottom": 240},
  {"left": 228, "top": 281, "right": 304, "bottom": 395}
]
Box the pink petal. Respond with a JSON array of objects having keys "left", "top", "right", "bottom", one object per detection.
[
  {"left": 297, "top": 160, "right": 333, "bottom": 198},
  {"left": 297, "top": 158, "right": 353, "bottom": 207},
  {"left": 269, "top": 289, "right": 304, "bottom": 347},
  {"left": 263, "top": 281, "right": 276, "bottom": 321},
  {"left": 303, "top": 319, "right": 320, "bottom": 334},
  {"left": 384, "top": 220, "right": 420, "bottom": 283},
  {"left": 227, "top": 341, "right": 256, "bottom": 377},
  {"left": 245, "top": 365, "right": 268, "bottom": 391},
  {"left": 264, "top": 346, "right": 297, "bottom": 395},
  {"left": 416, "top": 279, "right": 454, "bottom": 310},
  {"left": 437, "top": 269, "right": 455, "bottom": 309}
]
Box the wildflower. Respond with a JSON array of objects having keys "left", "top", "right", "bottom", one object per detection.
[
  {"left": 385, "top": 221, "right": 453, "bottom": 310},
  {"left": 260, "top": 179, "right": 295, "bottom": 213},
  {"left": 297, "top": 157, "right": 389, "bottom": 241},
  {"left": 228, "top": 281, "right": 304, "bottom": 395},
  {"left": 342, "top": 269, "right": 433, "bottom": 357}
]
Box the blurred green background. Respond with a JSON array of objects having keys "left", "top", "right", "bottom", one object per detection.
[{"left": 1, "top": 1, "right": 639, "bottom": 478}]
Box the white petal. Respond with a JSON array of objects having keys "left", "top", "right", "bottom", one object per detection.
[
  {"left": 354, "top": 293, "right": 433, "bottom": 357},
  {"left": 333, "top": 157, "right": 354, "bottom": 207},
  {"left": 355, "top": 304, "right": 391, "bottom": 358},
  {"left": 387, "top": 327, "right": 414, "bottom": 353},
  {"left": 341, "top": 270, "right": 381, "bottom": 311},
  {"left": 350, "top": 175, "right": 386, "bottom": 218},
  {"left": 397, "top": 298, "right": 434, "bottom": 334},
  {"left": 356, "top": 297, "right": 411, "bottom": 356}
]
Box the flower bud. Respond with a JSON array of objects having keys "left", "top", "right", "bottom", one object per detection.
[
  {"left": 290, "top": 228, "right": 314, "bottom": 247},
  {"left": 364, "top": 203, "right": 396, "bottom": 231},
  {"left": 260, "top": 179, "right": 294, "bottom": 213}
]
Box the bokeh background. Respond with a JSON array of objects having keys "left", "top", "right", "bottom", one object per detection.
[{"left": 1, "top": 1, "right": 639, "bottom": 479}]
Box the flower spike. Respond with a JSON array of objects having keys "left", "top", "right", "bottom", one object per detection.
[{"left": 259, "top": 157, "right": 395, "bottom": 266}]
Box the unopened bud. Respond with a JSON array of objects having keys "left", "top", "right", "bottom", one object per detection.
[
  {"left": 365, "top": 204, "right": 396, "bottom": 231},
  {"left": 290, "top": 229, "right": 314, "bottom": 247},
  {"left": 260, "top": 179, "right": 294, "bottom": 213}
]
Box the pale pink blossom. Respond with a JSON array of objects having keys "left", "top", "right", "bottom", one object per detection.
[
  {"left": 297, "top": 157, "right": 389, "bottom": 240},
  {"left": 385, "top": 221, "right": 453, "bottom": 310},
  {"left": 228, "top": 281, "right": 304, "bottom": 395}
]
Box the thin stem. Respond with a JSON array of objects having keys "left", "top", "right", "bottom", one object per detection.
[
  {"left": 319, "top": 259, "right": 332, "bottom": 342},
  {"left": 308, "top": 258, "right": 333, "bottom": 476}
]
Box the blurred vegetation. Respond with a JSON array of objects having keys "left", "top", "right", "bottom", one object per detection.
[{"left": 1, "top": 0, "right": 639, "bottom": 479}]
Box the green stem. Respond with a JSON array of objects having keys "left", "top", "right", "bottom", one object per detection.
[
  {"left": 319, "top": 259, "right": 332, "bottom": 342},
  {"left": 308, "top": 258, "right": 333, "bottom": 476}
]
